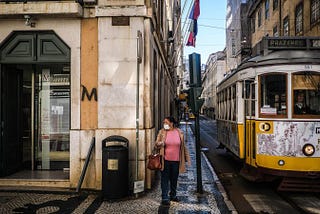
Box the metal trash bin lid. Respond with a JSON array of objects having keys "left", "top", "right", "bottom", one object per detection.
[
  {"left": 104, "top": 141, "right": 128, "bottom": 147},
  {"left": 102, "top": 135, "right": 129, "bottom": 148}
]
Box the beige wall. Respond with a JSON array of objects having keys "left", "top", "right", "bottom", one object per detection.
[
  {"left": 94, "top": 16, "right": 146, "bottom": 189},
  {"left": 80, "top": 18, "right": 98, "bottom": 130},
  {"left": 98, "top": 0, "right": 144, "bottom": 6},
  {"left": 70, "top": 18, "right": 99, "bottom": 189}
]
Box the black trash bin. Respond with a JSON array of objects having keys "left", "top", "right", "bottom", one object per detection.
[{"left": 102, "top": 135, "right": 129, "bottom": 200}]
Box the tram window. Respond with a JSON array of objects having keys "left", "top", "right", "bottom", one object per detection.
[
  {"left": 228, "top": 87, "right": 231, "bottom": 120},
  {"left": 223, "top": 89, "right": 227, "bottom": 119},
  {"left": 244, "top": 80, "right": 255, "bottom": 117},
  {"left": 232, "top": 85, "right": 236, "bottom": 120},
  {"left": 260, "top": 74, "right": 287, "bottom": 117},
  {"left": 251, "top": 83, "right": 256, "bottom": 116},
  {"left": 292, "top": 72, "right": 320, "bottom": 117}
]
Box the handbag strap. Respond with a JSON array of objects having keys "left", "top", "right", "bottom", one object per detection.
[{"left": 152, "top": 147, "right": 160, "bottom": 155}]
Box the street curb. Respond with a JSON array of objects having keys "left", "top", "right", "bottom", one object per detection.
[
  {"left": 201, "top": 152, "right": 238, "bottom": 214},
  {"left": 0, "top": 186, "right": 100, "bottom": 195},
  {"left": 186, "top": 119, "right": 237, "bottom": 213}
]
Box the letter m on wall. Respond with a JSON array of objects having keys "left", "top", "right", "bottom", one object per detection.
[{"left": 81, "top": 85, "right": 98, "bottom": 101}]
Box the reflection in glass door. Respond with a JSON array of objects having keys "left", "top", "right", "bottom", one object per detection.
[{"left": 35, "top": 65, "right": 70, "bottom": 170}]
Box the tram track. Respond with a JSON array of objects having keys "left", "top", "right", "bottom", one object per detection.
[{"left": 277, "top": 192, "right": 320, "bottom": 214}]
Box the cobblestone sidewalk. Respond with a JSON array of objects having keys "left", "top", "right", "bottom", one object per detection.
[{"left": 0, "top": 125, "right": 231, "bottom": 214}]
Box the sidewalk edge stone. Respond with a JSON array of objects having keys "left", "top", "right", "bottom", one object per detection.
[{"left": 201, "top": 152, "right": 238, "bottom": 214}]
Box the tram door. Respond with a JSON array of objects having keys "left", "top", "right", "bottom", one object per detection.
[
  {"left": 244, "top": 79, "right": 256, "bottom": 166},
  {"left": 0, "top": 67, "right": 23, "bottom": 176}
]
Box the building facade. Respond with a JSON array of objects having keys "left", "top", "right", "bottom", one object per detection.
[
  {"left": 201, "top": 51, "right": 226, "bottom": 119},
  {"left": 226, "top": 0, "right": 249, "bottom": 73},
  {"left": 248, "top": 0, "right": 320, "bottom": 54},
  {"left": 0, "top": 0, "right": 180, "bottom": 192}
]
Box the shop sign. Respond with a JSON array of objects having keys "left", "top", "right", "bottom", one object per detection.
[
  {"left": 267, "top": 38, "right": 306, "bottom": 49},
  {"left": 266, "top": 37, "right": 320, "bottom": 50}
]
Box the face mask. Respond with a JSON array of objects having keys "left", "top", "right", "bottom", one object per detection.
[{"left": 163, "top": 124, "right": 170, "bottom": 130}]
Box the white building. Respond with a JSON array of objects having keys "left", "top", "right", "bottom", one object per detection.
[
  {"left": 0, "top": 0, "right": 181, "bottom": 192},
  {"left": 202, "top": 51, "right": 226, "bottom": 118},
  {"left": 226, "top": 0, "right": 249, "bottom": 73}
]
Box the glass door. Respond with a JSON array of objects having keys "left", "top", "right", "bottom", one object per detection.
[{"left": 35, "top": 65, "right": 70, "bottom": 170}]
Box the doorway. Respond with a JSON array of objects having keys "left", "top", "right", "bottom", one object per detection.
[
  {"left": 0, "top": 64, "right": 70, "bottom": 176},
  {"left": 244, "top": 79, "right": 256, "bottom": 166},
  {"left": 0, "top": 31, "right": 71, "bottom": 178}
]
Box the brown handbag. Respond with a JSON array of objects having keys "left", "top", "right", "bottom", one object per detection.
[{"left": 147, "top": 152, "right": 162, "bottom": 170}]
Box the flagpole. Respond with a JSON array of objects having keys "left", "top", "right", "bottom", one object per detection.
[
  {"left": 169, "top": 0, "right": 196, "bottom": 70},
  {"left": 182, "top": 0, "right": 196, "bottom": 43}
]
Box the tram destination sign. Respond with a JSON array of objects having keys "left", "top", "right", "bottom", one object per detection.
[{"left": 266, "top": 37, "right": 320, "bottom": 50}]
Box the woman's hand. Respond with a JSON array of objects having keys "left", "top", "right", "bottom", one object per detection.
[{"left": 155, "top": 141, "right": 165, "bottom": 148}]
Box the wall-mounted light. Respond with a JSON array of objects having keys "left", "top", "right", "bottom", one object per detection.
[{"left": 24, "top": 15, "right": 36, "bottom": 27}]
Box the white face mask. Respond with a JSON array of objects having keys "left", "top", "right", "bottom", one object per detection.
[{"left": 163, "top": 124, "right": 170, "bottom": 130}]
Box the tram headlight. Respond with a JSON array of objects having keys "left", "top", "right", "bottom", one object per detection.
[
  {"left": 278, "top": 160, "right": 285, "bottom": 166},
  {"left": 302, "top": 144, "right": 315, "bottom": 156}
]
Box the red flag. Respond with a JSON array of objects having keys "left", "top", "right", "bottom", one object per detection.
[
  {"left": 189, "top": 0, "right": 200, "bottom": 20},
  {"left": 186, "top": 0, "right": 200, "bottom": 47},
  {"left": 193, "top": 0, "right": 200, "bottom": 20},
  {"left": 186, "top": 32, "right": 196, "bottom": 47}
]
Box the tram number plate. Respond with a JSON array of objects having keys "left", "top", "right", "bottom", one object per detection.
[
  {"left": 316, "top": 127, "right": 320, "bottom": 134},
  {"left": 311, "top": 39, "right": 320, "bottom": 48}
]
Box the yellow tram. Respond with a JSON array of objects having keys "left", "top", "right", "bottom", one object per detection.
[{"left": 216, "top": 37, "right": 320, "bottom": 191}]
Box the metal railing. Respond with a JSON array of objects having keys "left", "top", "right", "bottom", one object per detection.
[{"left": 76, "top": 137, "right": 95, "bottom": 193}]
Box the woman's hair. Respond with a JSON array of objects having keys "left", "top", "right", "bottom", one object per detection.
[{"left": 164, "top": 116, "right": 177, "bottom": 127}]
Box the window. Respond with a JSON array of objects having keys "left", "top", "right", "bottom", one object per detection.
[
  {"left": 311, "top": 0, "right": 320, "bottom": 26},
  {"left": 228, "top": 87, "right": 231, "bottom": 120},
  {"left": 232, "top": 84, "right": 237, "bottom": 121},
  {"left": 231, "top": 38, "right": 236, "bottom": 56},
  {"left": 283, "top": 16, "right": 289, "bottom": 36},
  {"left": 273, "top": 0, "right": 278, "bottom": 10},
  {"left": 295, "top": 3, "right": 303, "bottom": 35},
  {"left": 265, "top": 0, "right": 270, "bottom": 20},
  {"left": 292, "top": 72, "right": 320, "bottom": 117},
  {"left": 251, "top": 18, "right": 256, "bottom": 33},
  {"left": 244, "top": 79, "right": 255, "bottom": 117},
  {"left": 258, "top": 9, "right": 262, "bottom": 27},
  {"left": 260, "top": 74, "right": 287, "bottom": 117},
  {"left": 37, "top": 67, "right": 71, "bottom": 170},
  {"left": 223, "top": 90, "right": 227, "bottom": 119},
  {"left": 273, "top": 25, "right": 278, "bottom": 36}
]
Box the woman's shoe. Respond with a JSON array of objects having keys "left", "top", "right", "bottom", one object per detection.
[
  {"left": 161, "top": 200, "right": 170, "bottom": 206},
  {"left": 170, "top": 197, "right": 179, "bottom": 202}
]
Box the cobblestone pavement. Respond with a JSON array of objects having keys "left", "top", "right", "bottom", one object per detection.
[{"left": 0, "top": 125, "right": 232, "bottom": 214}]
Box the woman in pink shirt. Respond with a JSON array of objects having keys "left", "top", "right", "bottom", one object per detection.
[{"left": 155, "top": 116, "right": 191, "bottom": 206}]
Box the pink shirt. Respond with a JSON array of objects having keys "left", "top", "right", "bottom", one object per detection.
[{"left": 164, "top": 129, "right": 181, "bottom": 161}]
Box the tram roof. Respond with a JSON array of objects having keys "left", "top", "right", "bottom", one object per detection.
[
  {"left": 218, "top": 50, "right": 320, "bottom": 87},
  {"left": 239, "top": 50, "right": 320, "bottom": 69}
]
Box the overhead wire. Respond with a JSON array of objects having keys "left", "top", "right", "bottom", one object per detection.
[
  {"left": 181, "top": 0, "right": 195, "bottom": 46},
  {"left": 170, "top": 0, "right": 195, "bottom": 68},
  {"left": 172, "top": 0, "right": 189, "bottom": 42}
]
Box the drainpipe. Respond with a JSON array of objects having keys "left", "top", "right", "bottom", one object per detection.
[
  {"left": 136, "top": 31, "right": 142, "bottom": 182},
  {"left": 279, "top": 0, "right": 282, "bottom": 36}
]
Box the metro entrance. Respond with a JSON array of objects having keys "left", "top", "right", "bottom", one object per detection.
[{"left": 0, "top": 31, "right": 70, "bottom": 177}]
